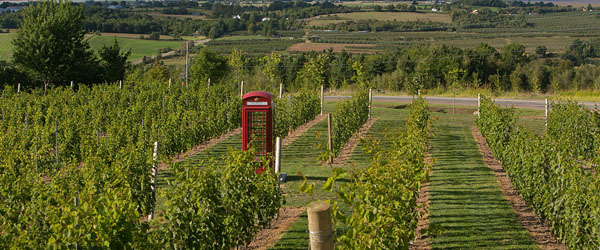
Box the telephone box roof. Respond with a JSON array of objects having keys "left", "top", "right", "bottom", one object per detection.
[{"left": 243, "top": 91, "right": 273, "bottom": 101}]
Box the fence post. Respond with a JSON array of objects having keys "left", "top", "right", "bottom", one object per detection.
[
  {"left": 368, "top": 88, "right": 372, "bottom": 119},
  {"left": 308, "top": 201, "right": 334, "bottom": 250},
  {"left": 321, "top": 85, "right": 324, "bottom": 115},
  {"left": 327, "top": 113, "right": 333, "bottom": 164},
  {"left": 148, "top": 141, "right": 159, "bottom": 221},
  {"left": 17, "top": 83, "right": 20, "bottom": 93},
  {"left": 275, "top": 137, "right": 281, "bottom": 173},
  {"left": 70, "top": 81, "right": 73, "bottom": 89},
  {"left": 168, "top": 78, "right": 171, "bottom": 89},
  {"left": 119, "top": 80, "right": 122, "bottom": 89},
  {"left": 545, "top": 98, "right": 548, "bottom": 129}
]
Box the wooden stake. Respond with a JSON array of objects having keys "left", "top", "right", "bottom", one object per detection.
[
  {"left": 17, "top": 83, "right": 20, "bottom": 93},
  {"left": 275, "top": 137, "right": 281, "bottom": 173},
  {"left": 368, "top": 88, "right": 372, "bottom": 119},
  {"left": 208, "top": 78, "right": 211, "bottom": 89},
  {"left": 545, "top": 98, "right": 548, "bottom": 128},
  {"left": 327, "top": 113, "right": 333, "bottom": 164},
  {"left": 279, "top": 83, "right": 283, "bottom": 99},
  {"left": 185, "top": 42, "right": 189, "bottom": 88},
  {"left": 70, "top": 81, "right": 73, "bottom": 89},
  {"left": 477, "top": 93, "right": 481, "bottom": 118},
  {"left": 320, "top": 85, "right": 324, "bottom": 115},
  {"left": 240, "top": 80, "right": 244, "bottom": 97},
  {"left": 55, "top": 123, "right": 58, "bottom": 165},
  {"left": 226, "top": 98, "right": 230, "bottom": 133},
  {"left": 168, "top": 78, "right": 172, "bottom": 88},
  {"left": 149, "top": 141, "right": 159, "bottom": 221},
  {"left": 307, "top": 201, "right": 334, "bottom": 250},
  {"left": 119, "top": 80, "right": 122, "bottom": 89}
]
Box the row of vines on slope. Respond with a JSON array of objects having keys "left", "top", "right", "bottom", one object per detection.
[
  {"left": 0, "top": 82, "right": 241, "bottom": 217},
  {"left": 0, "top": 81, "right": 316, "bottom": 248},
  {"left": 326, "top": 97, "right": 432, "bottom": 249},
  {"left": 0, "top": 81, "right": 241, "bottom": 247},
  {"left": 331, "top": 90, "right": 370, "bottom": 156},
  {"left": 274, "top": 91, "right": 320, "bottom": 139},
  {"left": 157, "top": 148, "right": 281, "bottom": 249},
  {"left": 477, "top": 96, "right": 600, "bottom": 249},
  {"left": 546, "top": 100, "right": 600, "bottom": 161}
]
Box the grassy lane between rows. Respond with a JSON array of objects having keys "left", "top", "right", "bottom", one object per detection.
[
  {"left": 428, "top": 111, "right": 538, "bottom": 249},
  {"left": 270, "top": 103, "right": 409, "bottom": 249},
  {"left": 156, "top": 101, "right": 338, "bottom": 213}
]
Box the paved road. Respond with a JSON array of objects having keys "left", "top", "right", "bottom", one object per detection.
[{"left": 325, "top": 95, "right": 600, "bottom": 110}]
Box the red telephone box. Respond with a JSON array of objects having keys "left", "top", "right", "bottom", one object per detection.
[{"left": 242, "top": 91, "right": 274, "bottom": 167}]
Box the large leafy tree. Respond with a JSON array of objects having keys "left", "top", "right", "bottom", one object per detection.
[
  {"left": 189, "top": 48, "right": 228, "bottom": 88},
  {"left": 12, "top": 1, "right": 98, "bottom": 89}
]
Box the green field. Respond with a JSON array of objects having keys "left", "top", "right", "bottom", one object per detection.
[
  {"left": 0, "top": 33, "right": 14, "bottom": 61},
  {"left": 0, "top": 33, "right": 183, "bottom": 62},
  {"left": 87, "top": 35, "right": 183, "bottom": 61}
]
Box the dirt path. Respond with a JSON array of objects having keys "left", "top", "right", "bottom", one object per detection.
[
  {"left": 332, "top": 118, "right": 378, "bottom": 166},
  {"left": 410, "top": 149, "right": 433, "bottom": 250},
  {"left": 471, "top": 126, "right": 566, "bottom": 250}
]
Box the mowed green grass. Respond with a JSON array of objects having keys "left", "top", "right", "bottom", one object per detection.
[
  {"left": 428, "top": 110, "right": 537, "bottom": 249},
  {"left": 0, "top": 33, "right": 14, "bottom": 61},
  {"left": 0, "top": 33, "right": 183, "bottom": 62},
  {"left": 88, "top": 35, "right": 183, "bottom": 61},
  {"left": 310, "top": 11, "right": 452, "bottom": 26}
]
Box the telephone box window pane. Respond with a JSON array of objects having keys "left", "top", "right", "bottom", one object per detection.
[{"left": 247, "top": 111, "right": 267, "bottom": 156}]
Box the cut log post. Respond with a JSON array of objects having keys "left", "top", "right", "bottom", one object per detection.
[{"left": 308, "top": 201, "right": 334, "bottom": 250}]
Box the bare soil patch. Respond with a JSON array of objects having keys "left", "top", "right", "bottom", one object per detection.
[
  {"left": 289, "top": 42, "right": 378, "bottom": 53},
  {"left": 332, "top": 118, "right": 378, "bottom": 166},
  {"left": 157, "top": 128, "right": 242, "bottom": 171},
  {"left": 471, "top": 126, "right": 566, "bottom": 250},
  {"left": 410, "top": 149, "right": 433, "bottom": 250},
  {"left": 247, "top": 207, "right": 305, "bottom": 250}
]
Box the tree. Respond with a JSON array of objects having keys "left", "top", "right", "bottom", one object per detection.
[
  {"left": 260, "top": 52, "right": 283, "bottom": 89},
  {"left": 228, "top": 48, "right": 245, "bottom": 85},
  {"left": 98, "top": 38, "right": 131, "bottom": 83},
  {"left": 190, "top": 48, "right": 228, "bottom": 88},
  {"left": 296, "top": 54, "right": 329, "bottom": 91},
  {"left": 12, "top": 1, "right": 98, "bottom": 89}
]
